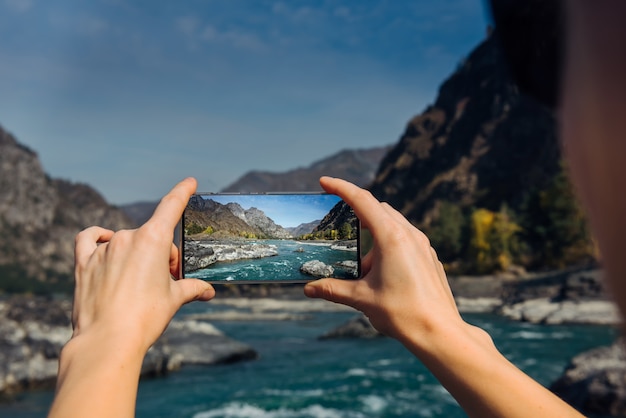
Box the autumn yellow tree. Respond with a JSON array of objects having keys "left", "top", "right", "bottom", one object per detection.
[{"left": 468, "top": 206, "right": 520, "bottom": 273}]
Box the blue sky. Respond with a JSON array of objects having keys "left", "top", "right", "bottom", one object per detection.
[
  {"left": 0, "top": 0, "right": 488, "bottom": 204},
  {"left": 207, "top": 193, "right": 342, "bottom": 228}
]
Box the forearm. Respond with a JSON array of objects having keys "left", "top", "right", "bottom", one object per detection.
[
  {"left": 397, "top": 319, "right": 583, "bottom": 418},
  {"left": 48, "top": 332, "right": 146, "bottom": 418}
]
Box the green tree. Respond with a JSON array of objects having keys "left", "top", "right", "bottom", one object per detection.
[
  {"left": 428, "top": 201, "right": 465, "bottom": 262},
  {"left": 186, "top": 222, "right": 203, "bottom": 235},
  {"left": 520, "top": 163, "right": 593, "bottom": 268},
  {"left": 339, "top": 223, "right": 353, "bottom": 240}
]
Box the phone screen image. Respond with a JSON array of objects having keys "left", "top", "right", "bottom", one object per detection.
[{"left": 181, "top": 193, "right": 360, "bottom": 283}]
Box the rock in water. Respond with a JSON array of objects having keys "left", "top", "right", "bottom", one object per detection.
[
  {"left": 551, "top": 339, "right": 626, "bottom": 416},
  {"left": 319, "top": 314, "right": 382, "bottom": 339},
  {"left": 334, "top": 260, "right": 359, "bottom": 278},
  {"left": 0, "top": 296, "right": 258, "bottom": 397},
  {"left": 300, "top": 260, "right": 334, "bottom": 278}
]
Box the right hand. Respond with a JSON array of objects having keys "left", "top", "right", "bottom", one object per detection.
[{"left": 304, "top": 177, "right": 463, "bottom": 342}]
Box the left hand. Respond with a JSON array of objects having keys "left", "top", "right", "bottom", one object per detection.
[{"left": 71, "top": 177, "right": 215, "bottom": 354}]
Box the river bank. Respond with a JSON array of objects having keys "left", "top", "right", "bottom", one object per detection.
[{"left": 0, "top": 295, "right": 257, "bottom": 398}]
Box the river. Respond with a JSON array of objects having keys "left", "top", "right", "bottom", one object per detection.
[
  {"left": 0, "top": 301, "right": 618, "bottom": 418},
  {"left": 189, "top": 240, "right": 358, "bottom": 282}
]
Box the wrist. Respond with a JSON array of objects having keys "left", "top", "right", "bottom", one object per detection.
[
  {"left": 393, "top": 312, "right": 502, "bottom": 380},
  {"left": 51, "top": 331, "right": 146, "bottom": 418},
  {"left": 392, "top": 310, "right": 493, "bottom": 355},
  {"left": 58, "top": 329, "right": 147, "bottom": 383}
]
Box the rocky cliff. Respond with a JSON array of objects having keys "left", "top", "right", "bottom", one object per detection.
[
  {"left": 0, "top": 125, "right": 133, "bottom": 292},
  {"left": 367, "top": 32, "right": 592, "bottom": 273},
  {"left": 315, "top": 201, "right": 357, "bottom": 238}
]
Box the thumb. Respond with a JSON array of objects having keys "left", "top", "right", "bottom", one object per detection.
[
  {"left": 173, "top": 279, "right": 215, "bottom": 305},
  {"left": 304, "top": 278, "right": 361, "bottom": 310}
]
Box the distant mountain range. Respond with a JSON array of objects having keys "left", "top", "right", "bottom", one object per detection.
[
  {"left": 184, "top": 197, "right": 325, "bottom": 239},
  {"left": 285, "top": 220, "right": 321, "bottom": 238},
  {"left": 220, "top": 146, "right": 392, "bottom": 193},
  {"left": 121, "top": 145, "right": 391, "bottom": 227}
]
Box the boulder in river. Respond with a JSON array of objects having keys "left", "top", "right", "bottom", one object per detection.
[
  {"left": 319, "top": 314, "right": 382, "bottom": 339},
  {"left": 0, "top": 296, "right": 257, "bottom": 397},
  {"left": 300, "top": 260, "right": 334, "bottom": 278},
  {"left": 551, "top": 339, "right": 626, "bottom": 417}
]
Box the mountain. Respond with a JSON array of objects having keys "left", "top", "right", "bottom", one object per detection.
[
  {"left": 242, "top": 206, "right": 292, "bottom": 238},
  {"left": 286, "top": 220, "right": 321, "bottom": 238},
  {"left": 120, "top": 201, "right": 156, "bottom": 227},
  {"left": 0, "top": 125, "right": 133, "bottom": 293},
  {"left": 365, "top": 32, "right": 592, "bottom": 273},
  {"left": 315, "top": 202, "right": 357, "bottom": 236},
  {"left": 184, "top": 196, "right": 291, "bottom": 239},
  {"left": 121, "top": 145, "right": 392, "bottom": 227},
  {"left": 221, "top": 146, "right": 392, "bottom": 192}
]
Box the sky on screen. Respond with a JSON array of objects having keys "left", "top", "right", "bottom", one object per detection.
[{"left": 206, "top": 193, "right": 342, "bottom": 228}]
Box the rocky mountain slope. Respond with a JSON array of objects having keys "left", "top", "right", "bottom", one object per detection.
[
  {"left": 221, "top": 146, "right": 391, "bottom": 192},
  {"left": 315, "top": 201, "right": 357, "bottom": 238},
  {"left": 365, "top": 31, "right": 592, "bottom": 273},
  {"left": 0, "top": 126, "right": 133, "bottom": 292},
  {"left": 185, "top": 196, "right": 291, "bottom": 239}
]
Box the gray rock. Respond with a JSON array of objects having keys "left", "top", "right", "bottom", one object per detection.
[
  {"left": 184, "top": 240, "right": 278, "bottom": 273},
  {"left": 319, "top": 314, "right": 382, "bottom": 339},
  {"left": 499, "top": 298, "right": 620, "bottom": 325},
  {"left": 0, "top": 296, "right": 72, "bottom": 395},
  {"left": 455, "top": 297, "right": 502, "bottom": 313},
  {"left": 501, "top": 268, "right": 608, "bottom": 305},
  {"left": 184, "top": 241, "right": 217, "bottom": 272},
  {"left": 300, "top": 260, "right": 334, "bottom": 278},
  {"left": 551, "top": 339, "right": 626, "bottom": 416},
  {"left": 0, "top": 296, "right": 257, "bottom": 396},
  {"left": 334, "top": 260, "right": 359, "bottom": 278},
  {"left": 153, "top": 320, "right": 258, "bottom": 369}
]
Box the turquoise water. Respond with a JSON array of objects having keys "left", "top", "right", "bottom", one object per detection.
[
  {"left": 191, "top": 240, "right": 359, "bottom": 282},
  {"left": 0, "top": 307, "right": 618, "bottom": 417}
]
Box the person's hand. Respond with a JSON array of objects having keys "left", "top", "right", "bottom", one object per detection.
[
  {"left": 304, "top": 176, "right": 462, "bottom": 342},
  {"left": 49, "top": 178, "right": 215, "bottom": 418},
  {"left": 71, "top": 177, "right": 215, "bottom": 353}
]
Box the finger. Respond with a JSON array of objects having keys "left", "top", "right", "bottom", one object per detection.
[
  {"left": 172, "top": 278, "right": 215, "bottom": 305},
  {"left": 304, "top": 278, "right": 362, "bottom": 310},
  {"left": 319, "top": 177, "right": 394, "bottom": 238},
  {"left": 147, "top": 177, "right": 197, "bottom": 234},
  {"left": 74, "top": 226, "right": 115, "bottom": 267},
  {"left": 360, "top": 249, "right": 374, "bottom": 276},
  {"left": 169, "top": 243, "right": 181, "bottom": 278}
]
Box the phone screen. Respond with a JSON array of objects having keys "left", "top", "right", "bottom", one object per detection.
[{"left": 180, "top": 193, "right": 361, "bottom": 283}]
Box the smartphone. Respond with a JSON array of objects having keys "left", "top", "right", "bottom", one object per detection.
[{"left": 180, "top": 193, "right": 361, "bottom": 283}]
